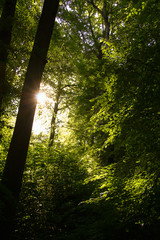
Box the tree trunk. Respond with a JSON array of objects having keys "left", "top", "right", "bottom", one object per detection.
[
  {"left": 1, "top": 0, "right": 59, "bottom": 237},
  {"left": 49, "top": 89, "right": 60, "bottom": 147},
  {"left": 102, "top": 0, "right": 110, "bottom": 42},
  {"left": 0, "top": 0, "right": 17, "bottom": 117},
  {"left": 87, "top": 0, "right": 110, "bottom": 42}
]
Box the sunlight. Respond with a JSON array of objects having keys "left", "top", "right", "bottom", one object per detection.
[
  {"left": 36, "top": 92, "right": 46, "bottom": 104},
  {"left": 32, "top": 118, "right": 45, "bottom": 135},
  {"left": 33, "top": 83, "right": 69, "bottom": 136},
  {"left": 32, "top": 84, "right": 55, "bottom": 135}
]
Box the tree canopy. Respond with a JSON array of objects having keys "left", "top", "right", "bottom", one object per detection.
[{"left": 0, "top": 0, "right": 160, "bottom": 239}]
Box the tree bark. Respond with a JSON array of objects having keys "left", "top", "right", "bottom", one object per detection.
[
  {"left": 87, "top": 0, "right": 110, "bottom": 42},
  {"left": 102, "top": 0, "right": 110, "bottom": 42},
  {"left": 1, "top": 0, "right": 59, "bottom": 202},
  {"left": 49, "top": 87, "right": 60, "bottom": 147},
  {"left": 1, "top": 0, "right": 59, "bottom": 237},
  {"left": 88, "top": 14, "right": 103, "bottom": 59},
  {"left": 0, "top": 0, "right": 17, "bottom": 116}
]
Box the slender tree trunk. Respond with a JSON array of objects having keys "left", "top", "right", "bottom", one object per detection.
[
  {"left": 87, "top": 0, "right": 110, "bottom": 42},
  {"left": 49, "top": 90, "right": 60, "bottom": 147},
  {"left": 102, "top": 0, "right": 110, "bottom": 42},
  {"left": 1, "top": 0, "right": 59, "bottom": 237},
  {"left": 0, "top": 0, "right": 17, "bottom": 117}
]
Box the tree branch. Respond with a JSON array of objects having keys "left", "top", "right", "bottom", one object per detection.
[{"left": 87, "top": 0, "right": 102, "bottom": 15}]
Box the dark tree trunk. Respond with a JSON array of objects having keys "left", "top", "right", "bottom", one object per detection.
[
  {"left": 49, "top": 89, "right": 60, "bottom": 147},
  {"left": 87, "top": 0, "right": 110, "bottom": 59},
  {"left": 102, "top": 0, "right": 110, "bottom": 42},
  {"left": 1, "top": 0, "right": 59, "bottom": 237},
  {"left": 0, "top": 0, "right": 17, "bottom": 116},
  {"left": 88, "top": 15, "right": 103, "bottom": 59},
  {"left": 87, "top": 0, "right": 110, "bottom": 41}
]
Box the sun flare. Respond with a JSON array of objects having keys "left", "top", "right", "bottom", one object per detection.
[
  {"left": 33, "top": 84, "right": 56, "bottom": 135},
  {"left": 36, "top": 92, "right": 46, "bottom": 104}
]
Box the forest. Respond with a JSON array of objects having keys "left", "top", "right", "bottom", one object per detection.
[{"left": 0, "top": 0, "right": 160, "bottom": 239}]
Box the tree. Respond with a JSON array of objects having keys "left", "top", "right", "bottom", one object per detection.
[
  {"left": 87, "top": 0, "right": 110, "bottom": 42},
  {"left": 1, "top": 0, "right": 59, "bottom": 236},
  {"left": 0, "top": 0, "right": 17, "bottom": 117},
  {"left": 43, "top": 26, "right": 77, "bottom": 146},
  {"left": 0, "top": 1, "right": 43, "bottom": 141},
  {"left": 58, "top": 0, "right": 112, "bottom": 154},
  {"left": 49, "top": 81, "right": 61, "bottom": 147}
]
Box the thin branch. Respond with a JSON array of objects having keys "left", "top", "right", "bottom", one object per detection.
[{"left": 87, "top": 0, "right": 102, "bottom": 15}]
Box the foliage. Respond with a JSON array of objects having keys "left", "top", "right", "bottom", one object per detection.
[
  {"left": 1, "top": 0, "right": 160, "bottom": 239},
  {"left": 13, "top": 139, "right": 90, "bottom": 239}
]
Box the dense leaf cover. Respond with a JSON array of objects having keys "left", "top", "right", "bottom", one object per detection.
[{"left": 1, "top": 0, "right": 160, "bottom": 239}]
